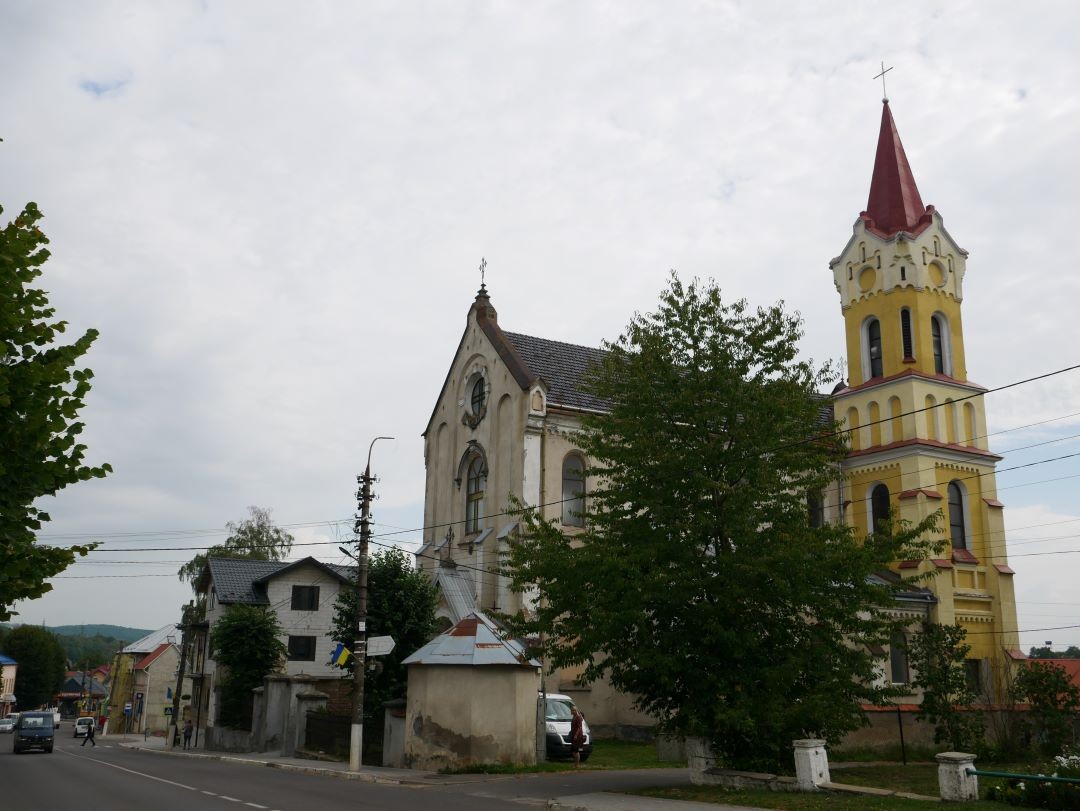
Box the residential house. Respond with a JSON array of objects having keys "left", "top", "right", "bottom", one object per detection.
[
  {"left": 194, "top": 556, "right": 355, "bottom": 743},
  {"left": 57, "top": 670, "right": 108, "bottom": 718},
  {"left": 106, "top": 625, "right": 183, "bottom": 735},
  {"left": 0, "top": 653, "right": 16, "bottom": 716}
]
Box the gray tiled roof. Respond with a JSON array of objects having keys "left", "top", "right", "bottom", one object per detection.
[
  {"left": 207, "top": 557, "right": 356, "bottom": 605},
  {"left": 504, "top": 332, "right": 609, "bottom": 412},
  {"left": 206, "top": 558, "right": 286, "bottom": 604}
]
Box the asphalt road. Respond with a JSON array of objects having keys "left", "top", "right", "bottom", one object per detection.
[{"left": 0, "top": 732, "right": 692, "bottom": 810}]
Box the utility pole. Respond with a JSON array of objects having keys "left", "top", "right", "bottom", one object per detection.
[
  {"left": 349, "top": 436, "right": 393, "bottom": 771},
  {"left": 168, "top": 601, "right": 193, "bottom": 749}
]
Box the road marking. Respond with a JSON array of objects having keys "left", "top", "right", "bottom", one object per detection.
[
  {"left": 203, "top": 791, "right": 218, "bottom": 796},
  {"left": 245, "top": 804, "right": 269, "bottom": 809},
  {"left": 57, "top": 748, "right": 198, "bottom": 791},
  {"left": 221, "top": 797, "right": 241, "bottom": 803}
]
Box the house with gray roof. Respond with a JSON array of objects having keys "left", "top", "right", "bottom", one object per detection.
[{"left": 195, "top": 556, "right": 355, "bottom": 733}]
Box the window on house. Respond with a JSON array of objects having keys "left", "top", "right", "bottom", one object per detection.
[
  {"left": 900, "top": 309, "right": 913, "bottom": 359},
  {"left": 465, "top": 455, "right": 486, "bottom": 534},
  {"left": 931, "top": 316, "right": 945, "bottom": 374},
  {"left": 871, "top": 484, "right": 890, "bottom": 533},
  {"left": 291, "top": 585, "right": 320, "bottom": 611},
  {"left": 208, "top": 588, "right": 216, "bottom": 611},
  {"left": 287, "top": 636, "right": 316, "bottom": 661},
  {"left": 867, "top": 318, "right": 883, "bottom": 378},
  {"left": 889, "top": 630, "right": 910, "bottom": 684},
  {"left": 948, "top": 481, "right": 966, "bottom": 550},
  {"left": 471, "top": 377, "right": 486, "bottom": 415},
  {"left": 561, "top": 456, "right": 585, "bottom": 527},
  {"left": 807, "top": 490, "right": 825, "bottom": 528}
]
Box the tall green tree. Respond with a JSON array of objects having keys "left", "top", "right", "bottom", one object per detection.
[
  {"left": 331, "top": 547, "right": 439, "bottom": 715},
  {"left": 503, "top": 274, "right": 941, "bottom": 771},
  {"left": 178, "top": 506, "right": 294, "bottom": 589},
  {"left": 1013, "top": 660, "right": 1080, "bottom": 755},
  {"left": 0, "top": 203, "right": 109, "bottom": 620},
  {"left": 907, "top": 621, "right": 984, "bottom": 750},
  {"left": 3, "top": 625, "right": 66, "bottom": 709},
  {"left": 209, "top": 604, "right": 286, "bottom": 728}
]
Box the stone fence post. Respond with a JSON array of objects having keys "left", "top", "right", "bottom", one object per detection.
[
  {"left": 793, "top": 739, "right": 830, "bottom": 791},
  {"left": 936, "top": 752, "right": 978, "bottom": 802}
]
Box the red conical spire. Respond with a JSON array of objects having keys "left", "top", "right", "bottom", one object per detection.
[{"left": 864, "top": 101, "right": 929, "bottom": 236}]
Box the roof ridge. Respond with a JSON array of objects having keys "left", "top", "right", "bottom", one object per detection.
[{"left": 503, "top": 330, "right": 605, "bottom": 354}]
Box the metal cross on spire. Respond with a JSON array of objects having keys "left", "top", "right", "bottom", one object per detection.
[
  {"left": 873, "top": 61, "right": 893, "bottom": 103},
  {"left": 479, "top": 256, "right": 487, "bottom": 287}
]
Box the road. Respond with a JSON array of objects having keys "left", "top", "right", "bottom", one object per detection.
[{"left": 0, "top": 733, "right": 692, "bottom": 810}]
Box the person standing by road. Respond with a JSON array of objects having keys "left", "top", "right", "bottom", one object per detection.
[
  {"left": 183, "top": 719, "right": 193, "bottom": 750},
  {"left": 81, "top": 718, "right": 96, "bottom": 747},
  {"left": 569, "top": 706, "right": 585, "bottom": 769}
]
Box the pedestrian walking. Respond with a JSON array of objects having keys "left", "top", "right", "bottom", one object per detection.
[
  {"left": 81, "top": 719, "right": 96, "bottom": 747},
  {"left": 183, "top": 719, "right": 193, "bottom": 750}
]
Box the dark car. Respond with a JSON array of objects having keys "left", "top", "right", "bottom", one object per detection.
[{"left": 13, "top": 711, "right": 54, "bottom": 754}]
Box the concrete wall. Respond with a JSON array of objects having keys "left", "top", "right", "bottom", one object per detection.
[{"left": 404, "top": 664, "right": 539, "bottom": 770}]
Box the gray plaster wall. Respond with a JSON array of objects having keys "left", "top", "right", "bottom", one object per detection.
[{"left": 404, "top": 664, "right": 539, "bottom": 770}]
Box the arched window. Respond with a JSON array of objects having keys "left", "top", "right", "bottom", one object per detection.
[
  {"left": 890, "top": 630, "right": 910, "bottom": 685},
  {"left": 867, "top": 318, "right": 883, "bottom": 378},
  {"left": 561, "top": 456, "right": 585, "bottom": 527},
  {"left": 465, "top": 455, "right": 486, "bottom": 534},
  {"left": 900, "top": 309, "right": 913, "bottom": 360},
  {"left": 871, "top": 484, "right": 890, "bottom": 533},
  {"left": 471, "top": 377, "right": 486, "bottom": 415},
  {"left": 931, "top": 316, "right": 944, "bottom": 374},
  {"left": 948, "top": 481, "right": 966, "bottom": 550}
]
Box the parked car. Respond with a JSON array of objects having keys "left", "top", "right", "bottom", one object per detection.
[
  {"left": 543, "top": 693, "right": 592, "bottom": 762},
  {"left": 0, "top": 717, "right": 14, "bottom": 734},
  {"left": 73, "top": 717, "right": 96, "bottom": 738},
  {"left": 13, "top": 711, "right": 54, "bottom": 754}
]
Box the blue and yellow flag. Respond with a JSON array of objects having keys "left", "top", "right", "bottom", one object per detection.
[{"left": 329, "top": 642, "right": 351, "bottom": 667}]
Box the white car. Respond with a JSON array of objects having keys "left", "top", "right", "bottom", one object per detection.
[
  {"left": 73, "top": 717, "right": 96, "bottom": 738},
  {"left": 0, "top": 717, "right": 14, "bottom": 734},
  {"left": 543, "top": 693, "right": 592, "bottom": 762}
]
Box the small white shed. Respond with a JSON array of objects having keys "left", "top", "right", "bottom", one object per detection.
[{"left": 401, "top": 611, "right": 540, "bottom": 770}]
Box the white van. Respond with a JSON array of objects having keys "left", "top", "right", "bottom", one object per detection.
[{"left": 543, "top": 693, "right": 592, "bottom": 762}]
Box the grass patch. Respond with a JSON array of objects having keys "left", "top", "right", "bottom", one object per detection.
[
  {"left": 632, "top": 785, "right": 999, "bottom": 810},
  {"left": 439, "top": 739, "right": 681, "bottom": 774}
]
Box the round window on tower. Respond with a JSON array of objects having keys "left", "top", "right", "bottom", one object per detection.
[{"left": 462, "top": 372, "right": 488, "bottom": 429}]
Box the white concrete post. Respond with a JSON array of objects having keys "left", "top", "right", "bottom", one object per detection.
[
  {"left": 936, "top": 752, "right": 978, "bottom": 802},
  {"left": 793, "top": 739, "right": 830, "bottom": 791}
]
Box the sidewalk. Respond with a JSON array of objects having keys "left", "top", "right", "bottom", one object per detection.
[{"left": 115, "top": 735, "right": 755, "bottom": 811}]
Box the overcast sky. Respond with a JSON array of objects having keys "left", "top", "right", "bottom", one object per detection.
[{"left": 3, "top": 1, "right": 1079, "bottom": 653}]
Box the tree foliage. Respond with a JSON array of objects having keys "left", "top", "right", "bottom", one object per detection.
[
  {"left": 209, "top": 604, "right": 286, "bottom": 728},
  {"left": 3, "top": 625, "right": 66, "bottom": 709},
  {"left": 0, "top": 203, "right": 109, "bottom": 620},
  {"left": 503, "top": 275, "right": 942, "bottom": 771},
  {"left": 907, "top": 621, "right": 984, "bottom": 750},
  {"left": 178, "top": 506, "right": 294, "bottom": 588},
  {"left": 332, "top": 547, "right": 439, "bottom": 715},
  {"left": 1014, "top": 660, "right": 1080, "bottom": 755},
  {"left": 1029, "top": 646, "right": 1080, "bottom": 660}
]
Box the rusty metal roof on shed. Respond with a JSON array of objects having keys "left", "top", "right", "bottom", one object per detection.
[{"left": 402, "top": 611, "right": 540, "bottom": 668}]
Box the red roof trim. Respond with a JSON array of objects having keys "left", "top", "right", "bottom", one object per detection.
[
  {"left": 952, "top": 549, "right": 979, "bottom": 565},
  {"left": 834, "top": 367, "right": 988, "bottom": 397},
  {"left": 846, "top": 437, "right": 1001, "bottom": 462},
  {"left": 899, "top": 488, "right": 943, "bottom": 500},
  {"left": 983, "top": 498, "right": 1005, "bottom": 508},
  {"left": 898, "top": 560, "right": 921, "bottom": 569},
  {"left": 931, "top": 558, "right": 953, "bottom": 569},
  {"left": 134, "top": 643, "right": 171, "bottom": 671},
  {"left": 994, "top": 563, "right": 1016, "bottom": 575}
]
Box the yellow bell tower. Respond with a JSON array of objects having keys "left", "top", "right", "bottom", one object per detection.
[{"left": 830, "top": 100, "right": 1021, "bottom": 691}]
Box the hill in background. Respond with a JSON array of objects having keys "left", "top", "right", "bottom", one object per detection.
[{"left": 47, "top": 625, "right": 154, "bottom": 643}]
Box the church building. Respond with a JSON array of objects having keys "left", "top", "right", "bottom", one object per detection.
[{"left": 417, "top": 99, "right": 1021, "bottom": 729}]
